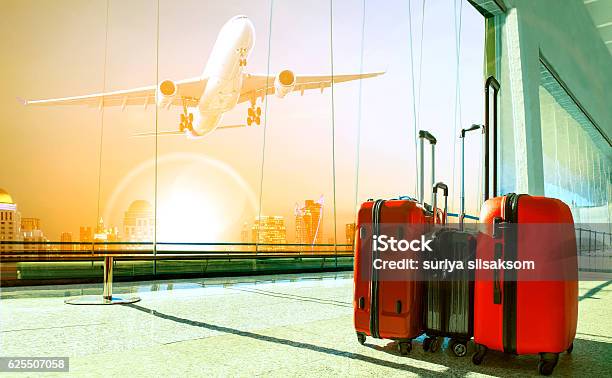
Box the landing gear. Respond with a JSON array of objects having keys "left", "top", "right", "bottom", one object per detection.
[
  {"left": 179, "top": 100, "right": 194, "bottom": 133},
  {"left": 247, "top": 100, "right": 261, "bottom": 126},
  {"left": 179, "top": 112, "right": 193, "bottom": 133},
  {"left": 397, "top": 340, "right": 412, "bottom": 356},
  {"left": 538, "top": 353, "right": 559, "bottom": 376},
  {"left": 237, "top": 48, "right": 248, "bottom": 67}
]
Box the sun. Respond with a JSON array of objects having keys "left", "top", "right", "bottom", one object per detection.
[
  {"left": 105, "top": 153, "right": 257, "bottom": 245},
  {"left": 156, "top": 186, "right": 224, "bottom": 243},
  {"left": 156, "top": 155, "right": 258, "bottom": 244}
]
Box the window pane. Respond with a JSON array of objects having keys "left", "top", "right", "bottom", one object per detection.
[{"left": 539, "top": 63, "right": 612, "bottom": 226}]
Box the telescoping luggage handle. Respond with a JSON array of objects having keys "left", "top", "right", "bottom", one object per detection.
[
  {"left": 432, "top": 182, "right": 448, "bottom": 226},
  {"left": 459, "top": 124, "right": 484, "bottom": 229},
  {"left": 418, "top": 130, "right": 437, "bottom": 206},
  {"left": 484, "top": 76, "right": 500, "bottom": 201},
  {"left": 484, "top": 76, "right": 504, "bottom": 306}
]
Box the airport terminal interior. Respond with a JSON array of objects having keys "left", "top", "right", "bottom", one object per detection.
[{"left": 1, "top": 0, "right": 611, "bottom": 376}]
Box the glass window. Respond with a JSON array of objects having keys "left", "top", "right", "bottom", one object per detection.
[
  {"left": 539, "top": 61, "right": 611, "bottom": 226},
  {"left": 2, "top": 0, "right": 487, "bottom": 281}
]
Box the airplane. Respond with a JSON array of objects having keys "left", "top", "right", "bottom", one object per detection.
[{"left": 21, "top": 15, "right": 384, "bottom": 139}]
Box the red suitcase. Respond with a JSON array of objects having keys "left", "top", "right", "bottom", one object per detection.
[
  {"left": 471, "top": 77, "right": 578, "bottom": 376},
  {"left": 353, "top": 130, "right": 438, "bottom": 355}
]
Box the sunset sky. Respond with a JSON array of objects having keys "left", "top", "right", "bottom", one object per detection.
[{"left": 0, "top": 0, "right": 485, "bottom": 242}]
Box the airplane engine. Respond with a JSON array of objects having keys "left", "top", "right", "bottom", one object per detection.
[
  {"left": 156, "top": 79, "right": 177, "bottom": 107},
  {"left": 274, "top": 70, "right": 296, "bottom": 98}
]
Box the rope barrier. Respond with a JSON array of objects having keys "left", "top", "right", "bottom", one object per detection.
[
  {"left": 353, "top": 0, "right": 366, "bottom": 215},
  {"left": 255, "top": 1, "right": 275, "bottom": 254},
  {"left": 451, "top": 0, "right": 463, "bottom": 212},
  {"left": 154, "top": 0, "right": 160, "bottom": 273},
  {"left": 95, "top": 0, "right": 110, "bottom": 227},
  {"left": 407, "top": 0, "right": 420, "bottom": 197},
  {"left": 416, "top": 0, "right": 427, "bottom": 134},
  {"left": 330, "top": 0, "right": 339, "bottom": 262},
  {"left": 97, "top": 0, "right": 112, "bottom": 299}
]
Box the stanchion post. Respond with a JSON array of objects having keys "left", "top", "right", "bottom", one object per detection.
[
  {"left": 103, "top": 256, "right": 113, "bottom": 300},
  {"left": 65, "top": 251, "right": 139, "bottom": 305}
]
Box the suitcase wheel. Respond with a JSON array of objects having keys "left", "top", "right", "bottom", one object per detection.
[
  {"left": 397, "top": 340, "right": 412, "bottom": 355},
  {"left": 567, "top": 342, "right": 574, "bottom": 354},
  {"left": 450, "top": 339, "right": 468, "bottom": 357},
  {"left": 471, "top": 344, "right": 487, "bottom": 365},
  {"left": 356, "top": 332, "right": 366, "bottom": 345},
  {"left": 427, "top": 337, "right": 441, "bottom": 353},
  {"left": 422, "top": 337, "right": 432, "bottom": 352},
  {"left": 538, "top": 353, "right": 559, "bottom": 376}
]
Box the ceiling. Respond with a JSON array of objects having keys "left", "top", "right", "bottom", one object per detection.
[{"left": 584, "top": 0, "right": 612, "bottom": 56}]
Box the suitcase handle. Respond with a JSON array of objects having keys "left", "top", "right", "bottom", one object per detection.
[
  {"left": 484, "top": 76, "right": 500, "bottom": 201},
  {"left": 432, "top": 182, "right": 448, "bottom": 225},
  {"left": 459, "top": 124, "right": 484, "bottom": 229},
  {"left": 418, "top": 130, "right": 437, "bottom": 144},
  {"left": 418, "top": 130, "right": 437, "bottom": 206}
]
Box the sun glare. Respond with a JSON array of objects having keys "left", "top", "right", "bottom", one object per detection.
[
  {"left": 157, "top": 185, "right": 224, "bottom": 243},
  {"left": 155, "top": 154, "right": 257, "bottom": 244},
  {"left": 104, "top": 153, "right": 257, "bottom": 244}
]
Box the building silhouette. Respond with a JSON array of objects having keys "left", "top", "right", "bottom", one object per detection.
[
  {"left": 94, "top": 218, "right": 120, "bottom": 251},
  {"left": 295, "top": 197, "right": 324, "bottom": 250},
  {"left": 21, "top": 217, "right": 47, "bottom": 251},
  {"left": 240, "top": 222, "right": 251, "bottom": 251},
  {"left": 345, "top": 223, "right": 356, "bottom": 247},
  {"left": 123, "top": 200, "right": 154, "bottom": 248},
  {"left": 79, "top": 226, "right": 93, "bottom": 251},
  {"left": 0, "top": 188, "right": 21, "bottom": 252},
  {"left": 60, "top": 232, "right": 73, "bottom": 252},
  {"left": 0, "top": 188, "right": 21, "bottom": 280},
  {"left": 251, "top": 216, "right": 286, "bottom": 251},
  {"left": 21, "top": 217, "right": 40, "bottom": 232}
]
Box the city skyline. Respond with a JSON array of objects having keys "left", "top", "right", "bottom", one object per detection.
[{"left": 1, "top": 187, "right": 354, "bottom": 245}]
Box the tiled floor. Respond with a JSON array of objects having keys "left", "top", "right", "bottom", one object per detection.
[{"left": 1, "top": 273, "right": 610, "bottom": 377}]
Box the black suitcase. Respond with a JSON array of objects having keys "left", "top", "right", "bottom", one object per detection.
[
  {"left": 423, "top": 227, "right": 476, "bottom": 356},
  {"left": 422, "top": 125, "right": 482, "bottom": 357}
]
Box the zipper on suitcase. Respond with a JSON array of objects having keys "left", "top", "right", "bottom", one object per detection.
[
  {"left": 369, "top": 199, "right": 385, "bottom": 339},
  {"left": 502, "top": 193, "right": 520, "bottom": 354}
]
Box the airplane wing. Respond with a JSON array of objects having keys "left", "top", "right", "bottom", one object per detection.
[
  {"left": 237, "top": 71, "right": 384, "bottom": 104},
  {"left": 21, "top": 77, "right": 207, "bottom": 109}
]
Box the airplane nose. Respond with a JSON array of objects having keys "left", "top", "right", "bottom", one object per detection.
[
  {"left": 236, "top": 17, "right": 254, "bottom": 46},
  {"left": 224, "top": 15, "right": 255, "bottom": 47},
  {"left": 238, "top": 17, "right": 254, "bottom": 37}
]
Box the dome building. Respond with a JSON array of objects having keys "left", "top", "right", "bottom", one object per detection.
[
  {"left": 123, "top": 200, "right": 154, "bottom": 246},
  {"left": 0, "top": 188, "right": 22, "bottom": 252}
]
